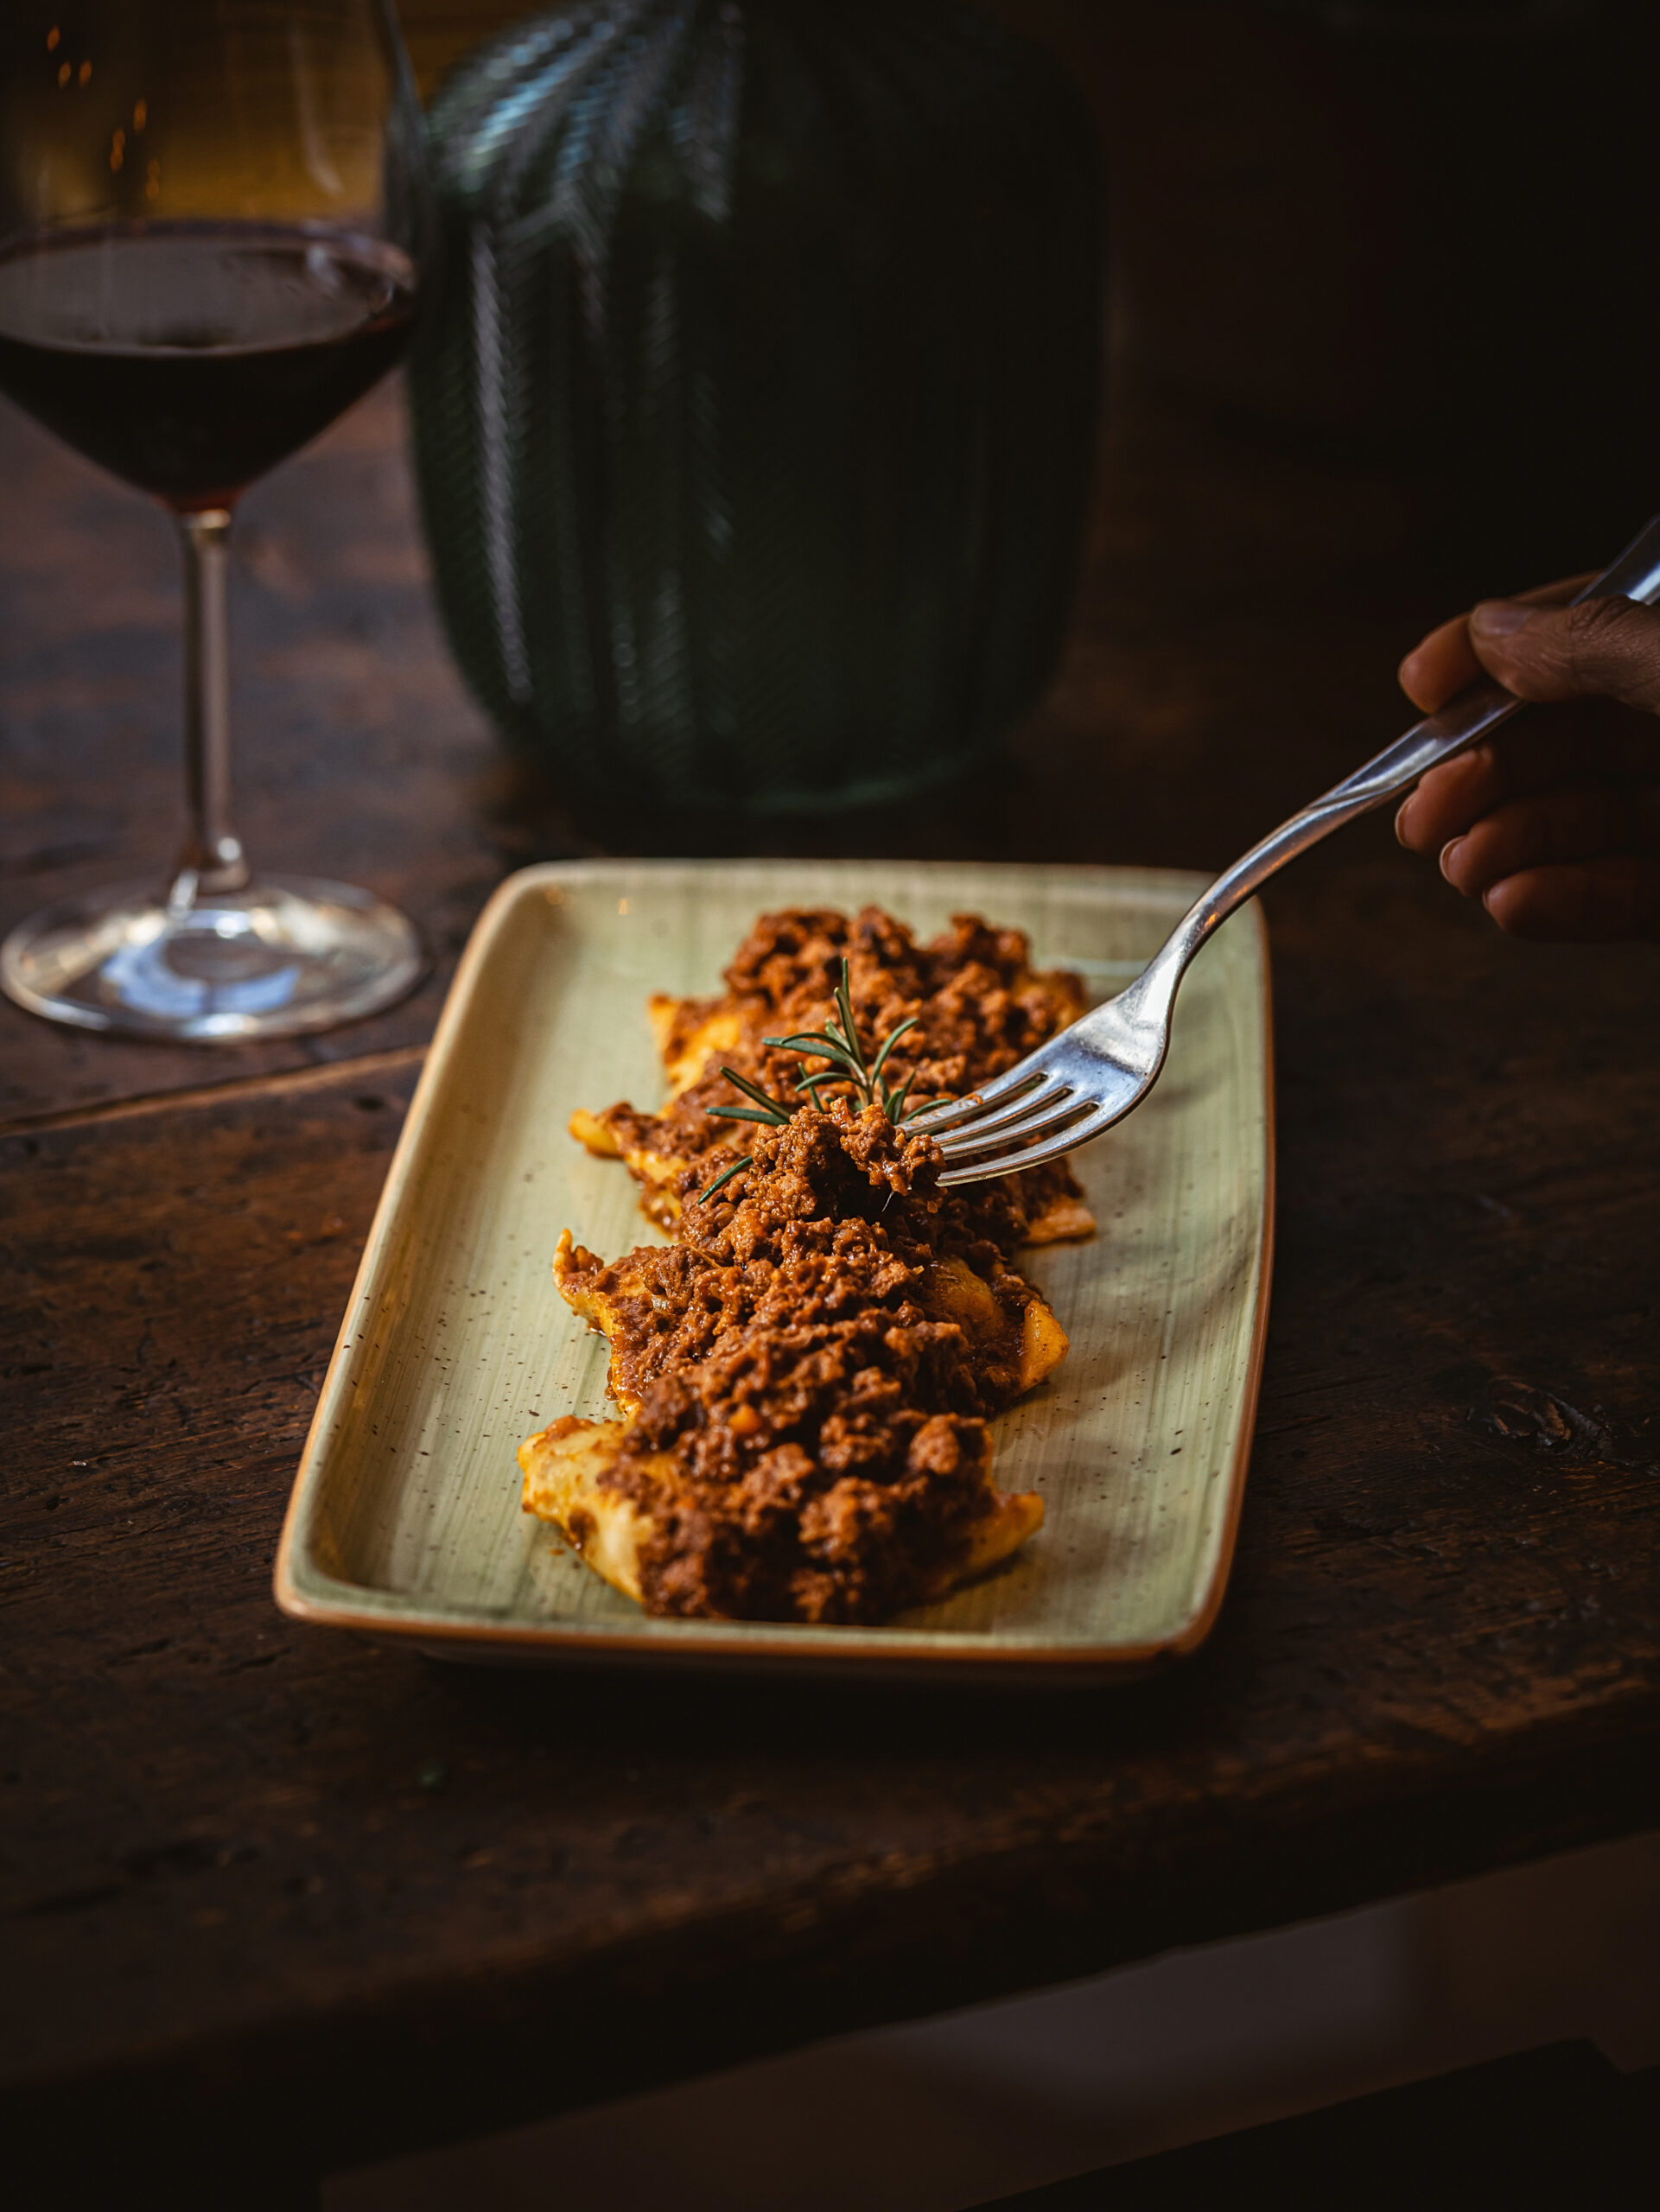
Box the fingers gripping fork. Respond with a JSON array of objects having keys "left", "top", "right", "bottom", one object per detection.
[{"left": 913, "top": 513, "right": 1660, "bottom": 1185}]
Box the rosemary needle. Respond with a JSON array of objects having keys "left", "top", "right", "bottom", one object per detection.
[{"left": 698, "top": 1155, "right": 753, "bottom": 1205}]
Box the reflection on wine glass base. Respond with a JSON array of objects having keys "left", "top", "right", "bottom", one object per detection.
[{"left": 0, "top": 875, "right": 424, "bottom": 1043}]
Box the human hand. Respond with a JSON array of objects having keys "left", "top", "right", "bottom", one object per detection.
[{"left": 1393, "top": 575, "right": 1660, "bottom": 940}]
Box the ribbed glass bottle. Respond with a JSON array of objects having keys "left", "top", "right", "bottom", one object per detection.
[{"left": 410, "top": 0, "right": 1101, "bottom": 815}]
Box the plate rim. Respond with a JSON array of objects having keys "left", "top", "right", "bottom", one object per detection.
[{"left": 273, "top": 858, "right": 1275, "bottom": 1675}]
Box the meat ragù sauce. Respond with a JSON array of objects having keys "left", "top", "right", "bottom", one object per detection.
[
  {"left": 518, "top": 907, "right": 1091, "bottom": 1625},
  {"left": 570, "top": 904, "right": 1096, "bottom": 1243}
]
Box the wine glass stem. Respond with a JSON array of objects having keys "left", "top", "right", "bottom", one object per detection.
[{"left": 171, "top": 508, "right": 250, "bottom": 912}]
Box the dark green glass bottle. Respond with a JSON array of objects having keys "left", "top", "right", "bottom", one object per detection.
[{"left": 410, "top": 0, "right": 1101, "bottom": 815}]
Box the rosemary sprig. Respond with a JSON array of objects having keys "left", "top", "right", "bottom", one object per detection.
[
  {"left": 762, "top": 961, "right": 933, "bottom": 1121},
  {"left": 698, "top": 1154, "right": 753, "bottom": 1205},
  {"left": 707, "top": 960, "right": 944, "bottom": 1144}
]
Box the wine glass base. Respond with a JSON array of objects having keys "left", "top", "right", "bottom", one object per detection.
[{"left": 0, "top": 874, "right": 426, "bottom": 1043}]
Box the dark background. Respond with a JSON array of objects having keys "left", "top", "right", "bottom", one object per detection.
[{"left": 405, "top": 0, "right": 1660, "bottom": 593}]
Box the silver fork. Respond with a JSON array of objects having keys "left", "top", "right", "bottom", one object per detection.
[{"left": 914, "top": 514, "right": 1660, "bottom": 1187}]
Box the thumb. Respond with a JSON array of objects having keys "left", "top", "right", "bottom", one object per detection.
[{"left": 1467, "top": 593, "right": 1660, "bottom": 712}]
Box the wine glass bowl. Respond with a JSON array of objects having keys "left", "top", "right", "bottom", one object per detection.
[{"left": 0, "top": 1, "right": 430, "bottom": 1040}]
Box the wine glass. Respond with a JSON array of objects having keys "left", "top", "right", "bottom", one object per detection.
[{"left": 0, "top": 1, "right": 431, "bottom": 1041}]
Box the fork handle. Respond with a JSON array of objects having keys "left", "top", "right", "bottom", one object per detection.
[{"left": 1151, "top": 512, "right": 1660, "bottom": 984}]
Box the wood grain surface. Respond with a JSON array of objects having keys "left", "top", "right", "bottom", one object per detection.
[{"left": 3, "top": 340, "right": 1659, "bottom": 2206}]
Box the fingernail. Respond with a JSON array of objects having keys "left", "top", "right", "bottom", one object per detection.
[
  {"left": 1470, "top": 600, "right": 1533, "bottom": 638},
  {"left": 1440, "top": 836, "right": 1466, "bottom": 885}
]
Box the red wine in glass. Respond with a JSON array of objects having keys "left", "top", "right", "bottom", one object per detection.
[
  {"left": 0, "top": 224, "right": 418, "bottom": 510},
  {"left": 0, "top": 0, "right": 431, "bottom": 1043}
]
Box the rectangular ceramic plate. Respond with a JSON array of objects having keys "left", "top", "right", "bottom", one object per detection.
[{"left": 276, "top": 860, "right": 1273, "bottom": 1679}]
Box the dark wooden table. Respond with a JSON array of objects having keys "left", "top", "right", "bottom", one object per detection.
[{"left": 4, "top": 371, "right": 1658, "bottom": 2209}]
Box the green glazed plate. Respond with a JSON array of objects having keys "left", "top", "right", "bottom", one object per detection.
[{"left": 276, "top": 859, "right": 1274, "bottom": 1680}]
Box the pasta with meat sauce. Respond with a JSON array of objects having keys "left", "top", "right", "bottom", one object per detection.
[{"left": 518, "top": 906, "right": 1095, "bottom": 1624}]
